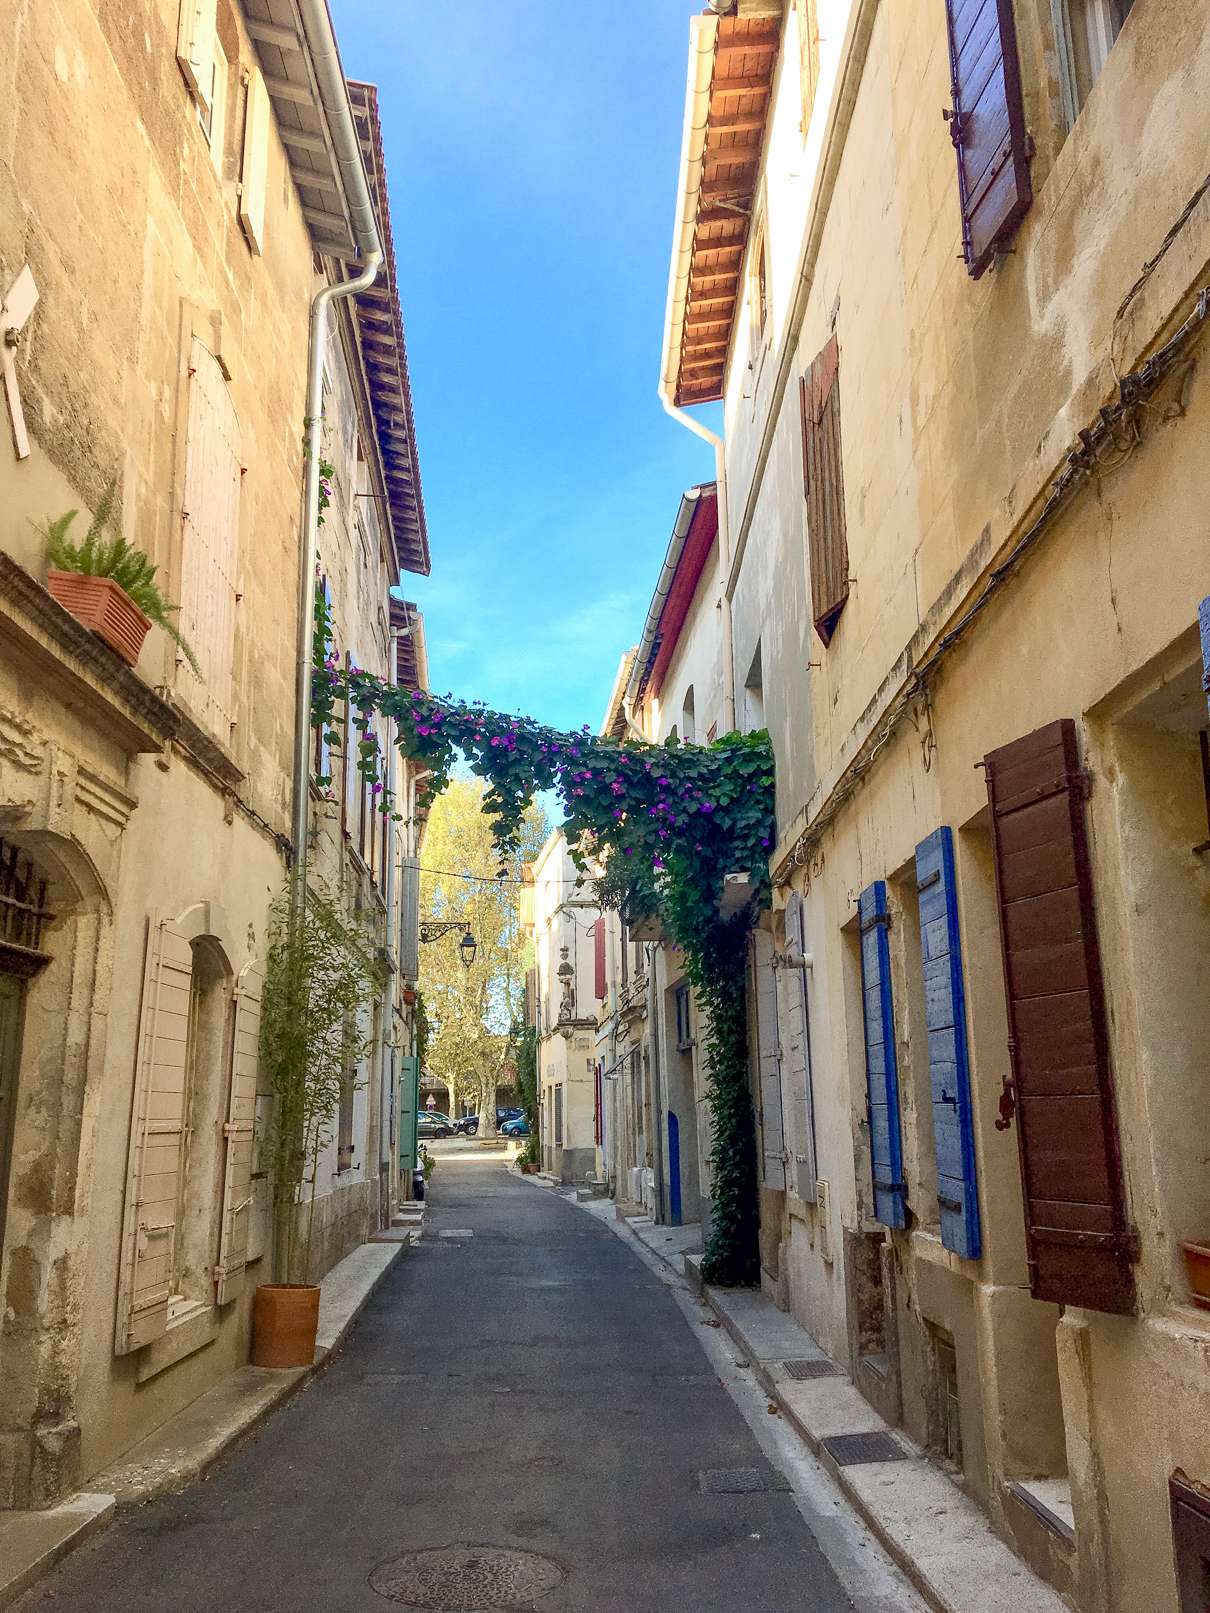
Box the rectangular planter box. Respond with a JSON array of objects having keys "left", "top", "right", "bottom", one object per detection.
[{"left": 46, "top": 570, "right": 151, "bottom": 667}]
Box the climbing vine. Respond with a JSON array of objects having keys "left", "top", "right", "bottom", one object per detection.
[{"left": 312, "top": 599, "right": 775, "bottom": 1285}]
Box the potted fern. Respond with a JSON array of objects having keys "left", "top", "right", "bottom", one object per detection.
[{"left": 42, "top": 480, "right": 198, "bottom": 672}]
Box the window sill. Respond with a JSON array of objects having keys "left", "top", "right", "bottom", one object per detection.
[{"left": 135, "top": 1299, "right": 220, "bottom": 1384}]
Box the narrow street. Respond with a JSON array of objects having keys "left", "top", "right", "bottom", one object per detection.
[{"left": 15, "top": 1151, "right": 882, "bottom": 1613}]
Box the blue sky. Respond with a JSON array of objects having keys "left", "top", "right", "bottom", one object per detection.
[{"left": 330, "top": 1, "right": 719, "bottom": 734}]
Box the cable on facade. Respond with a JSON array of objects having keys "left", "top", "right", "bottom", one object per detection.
[{"left": 773, "top": 279, "right": 1210, "bottom": 889}]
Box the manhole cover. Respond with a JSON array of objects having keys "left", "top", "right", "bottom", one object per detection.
[
  {"left": 696, "top": 1467, "right": 789, "bottom": 1494},
  {"left": 821, "top": 1432, "right": 907, "bottom": 1466},
  {"left": 369, "top": 1544, "right": 565, "bottom": 1609},
  {"left": 782, "top": 1359, "right": 842, "bottom": 1381}
]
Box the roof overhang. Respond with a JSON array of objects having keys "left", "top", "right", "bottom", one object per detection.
[
  {"left": 244, "top": 0, "right": 368, "bottom": 259},
  {"left": 348, "top": 82, "right": 430, "bottom": 576},
  {"left": 660, "top": 4, "right": 783, "bottom": 410},
  {"left": 638, "top": 485, "right": 720, "bottom": 706},
  {"left": 390, "top": 597, "right": 429, "bottom": 692},
  {"left": 600, "top": 650, "right": 638, "bottom": 740}
]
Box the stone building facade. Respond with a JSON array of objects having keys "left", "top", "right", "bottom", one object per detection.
[
  {"left": 0, "top": 2, "right": 427, "bottom": 1510},
  {"left": 642, "top": 1, "right": 1210, "bottom": 1609}
]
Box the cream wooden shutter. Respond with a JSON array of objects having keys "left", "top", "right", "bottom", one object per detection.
[
  {"left": 179, "top": 339, "right": 241, "bottom": 739},
  {"left": 239, "top": 67, "right": 271, "bottom": 255},
  {"left": 176, "top": 0, "right": 218, "bottom": 114},
  {"left": 752, "top": 931, "right": 785, "bottom": 1190},
  {"left": 215, "top": 961, "right": 262, "bottom": 1305},
  {"left": 116, "top": 916, "right": 194, "bottom": 1354}
]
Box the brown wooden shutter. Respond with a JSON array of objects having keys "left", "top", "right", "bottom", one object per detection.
[
  {"left": 116, "top": 916, "right": 194, "bottom": 1353},
  {"left": 1170, "top": 1473, "right": 1210, "bottom": 1612},
  {"left": 593, "top": 919, "right": 607, "bottom": 1001},
  {"left": 984, "top": 719, "right": 1136, "bottom": 1314},
  {"left": 943, "top": 0, "right": 1033, "bottom": 279},
  {"left": 215, "top": 961, "right": 262, "bottom": 1305},
  {"left": 800, "top": 334, "right": 849, "bottom": 646}
]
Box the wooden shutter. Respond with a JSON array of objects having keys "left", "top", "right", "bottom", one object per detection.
[
  {"left": 239, "top": 66, "right": 271, "bottom": 255},
  {"left": 858, "top": 882, "right": 907, "bottom": 1228},
  {"left": 179, "top": 338, "right": 241, "bottom": 737},
  {"left": 915, "top": 828, "right": 981, "bottom": 1259},
  {"left": 752, "top": 932, "right": 786, "bottom": 1190},
  {"left": 398, "top": 1055, "right": 418, "bottom": 1173},
  {"left": 943, "top": 0, "right": 1033, "bottom": 278},
  {"left": 797, "top": 0, "right": 821, "bottom": 132},
  {"left": 593, "top": 919, "right": 607, "bottom": 1001},
  {"left": 984, "top": 719, "right": 1136, "bottom": 1313},
  {"left": 215, "top": 961, "right": 261, "bottom": 1305},
  {"left": 315, "top": 576, "right": 335, "bottom": 785},
  {"left": 1199, "top": 595, "right": 1210, "bottom": 717},
  {"left": 399, "top": 856, "right": 421, "bottom": 982},
  {"left": 779, "top": 890, "right": 817, "bottom": 1201},
  {"left": 1170, "top": 1473, "right": 1210, "bottom": 1613},
  {"left": 176, "top": 0, "right": 217, "bottom": 113},
  {"left": 800, "top": 335, "right": 849, "bottom": 646},
  {"left": 524, "top": 967, "right": 538, "bottom": 1029},
  {"left": 116, "top": 916, "right": 194, "bottom": 1354}
]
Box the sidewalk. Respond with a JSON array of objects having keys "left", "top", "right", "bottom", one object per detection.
[
  {"left": 622, "top": 1215, "right": 1068, "bottom": 1613},
  {"left": 0, "top": 1226, "right": 417, "bottom": 1609}
]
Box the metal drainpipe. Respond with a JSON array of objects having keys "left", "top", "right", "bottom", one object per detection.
[
  {"left": 381, "top": 621, "right": 402, "bottom": 1218},
  {"left": 289, "top": 0, "right": 384, "bottom": 908},
  {"left": 646, "top": 946, "right": 667, "bottom": 1221}
]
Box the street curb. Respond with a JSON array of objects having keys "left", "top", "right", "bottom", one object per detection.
[
  {"left": 0, "top": 1494, "right": 115, "bottom": 1612},
  {"left": 614, "top": 1213, "right": 1063, "bottom": 1613}
]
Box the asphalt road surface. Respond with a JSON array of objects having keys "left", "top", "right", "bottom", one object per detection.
[{"left": 17, "top": 1153, "right": 859, "bottom": 1612}]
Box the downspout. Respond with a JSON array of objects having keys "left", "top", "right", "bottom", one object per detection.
[
  {"left": 381, "top": 617, "right": 402, "bottom": 1218},
  {"left": 290, "top": 0, "right": 384, "bottom": 900},
  {"left": 658, "top": 11, "right": 736, "bottom": 732}
]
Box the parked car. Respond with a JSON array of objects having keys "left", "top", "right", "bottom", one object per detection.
[
  {"left": 454, "top": 1107, "right": 524, "bottom": 1136},
  {"left": 417, "top": 1111, "right": 454, "bottom": 1139},
  {"left": 500, "top": 1114, "right": 530, "bottom": 1138}
]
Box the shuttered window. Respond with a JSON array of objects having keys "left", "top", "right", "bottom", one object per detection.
[
  {"left": 176, "top": 0, "right": 218, "bottom": 115},
  {"left": 780, "top": 890, "right": 817, "bottom": 1201},
  {"left": 239, "top": 66, "right": 271, "bottom": 255},
  {"left": 800, "top": 334, "right": 848, "bottom": 646},
  {"left": 593, "top": 919, "right": 607, "bottom": 1001},
  {"left": 215, "top": 961, "right": 262, "bottom": 1304},
  {"left": 984, "top": 719, "right": 1136, "bottom": 1313},
  {"left": 943, "top": 0, "right": 1033, "bottom": 278},
  {"left": 915, "top": 828, "right": 981, "bottom": 1259},
  {"left": 1170, "top": 1473, "right": 1210, "bottom": 1613},
  {"left": 117, "top": 916, "right": 194, "bottom": 1353},
  {"left": 1199, "top": 595, "right": 1210, "bottom": 718},
  {"left": 752, "top": 933, "right": 785, "bottom": 1191},
  {"left": 858, "top": 881, "right": 907, "bottom": 1228},
  {"left": 179, "top": 339, "right": 241, "bottom": 740}
]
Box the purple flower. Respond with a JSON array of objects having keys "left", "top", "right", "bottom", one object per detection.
[
  {"left": 761, "top": 837, "right": 771, "bottom": 848},
  {"left": 700, "top": 802, "right": 715, "bottom": 814}
]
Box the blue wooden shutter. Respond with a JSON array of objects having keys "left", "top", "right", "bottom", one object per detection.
[
  {"left": 858, "top": 882, "right": 906, "bottom": 1228},
  {"left": 1199, "top": 595, "right": 1210, "bottom": 717},
  {"left": 915, "top": 828, "right": 981, "bottom": 1259}
]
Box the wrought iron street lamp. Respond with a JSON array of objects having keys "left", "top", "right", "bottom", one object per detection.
[{"left": 419, "top": 918, "right": 478, "bottom": 970}]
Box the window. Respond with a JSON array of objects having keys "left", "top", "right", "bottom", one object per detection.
[
  {"left": 743, "top": 643, "right": 765, "bottom": 733},
  {"left": 680, "top": 686, "right": 695, "bottom": 744},
  {"left": 1053, "top": 0, "right": 1136, "bottom": 125},
  {"left": 201, "top": 37, "right": 228, "bottom": 162},
  {"left": 554, "top": 1084, "right": 564, "bottom": 1147},
  {"left": 674, "top": 985, "right": 692, "bottom": 1052},
  {"left": 800, "top": 334, "right": 849, "bottom": 646},
  {"left": 174, "top": 937, "right": 231, "bottom": 1306},
  {"left": 337, "top": 1058, "right": 356, "bottom": 1172},
  {"left": 796, "top": 0, "right": 821, "bottom": 135},
  {"left": 748, "top": 215, "right": 769, "bottom": 356},
  {"left": 176, "top": 0, "right": 218, "bottom": 119},
  {"left": 179, "top": 339, "right": 241, "bottom": 740}
]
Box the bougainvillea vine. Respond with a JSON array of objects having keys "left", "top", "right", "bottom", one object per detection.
[{"left": 312, "top": 597, "right": 775, "bottom": 1285}]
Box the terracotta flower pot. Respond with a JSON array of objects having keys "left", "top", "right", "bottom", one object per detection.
[
  {"left": 250, "top": 1283, "right": 321, "bottom": 1367},
  {"left": 46, "top": 570, "right": 151, "bottom": 667},
  {"left": 1181, "top": 1241, "right": 1210, "bottom": 1310},
  {"left": 402, "top": 988, "right": 417, "bottom": 1005}
]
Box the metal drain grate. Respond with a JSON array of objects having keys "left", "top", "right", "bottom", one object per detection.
[
  {"left": 782, "top": 1359, "right": 842, "bottom": 1381},
  {"left": 696, "top": 1467, "right": 790, "bottom": 1494},
  {"left": 369, "top": 1544, "right": 565, "bottom": 1609},
  {"left": 821, "top": 1432, "right": 908, "bottom": 1466},
  {"left": 360, "top": 1371, "right": 427, "bottom": 1385}
]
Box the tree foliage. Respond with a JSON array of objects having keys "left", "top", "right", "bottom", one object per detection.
[{"left": 419, "top": 778, "right": 545, "bottom": 1128}]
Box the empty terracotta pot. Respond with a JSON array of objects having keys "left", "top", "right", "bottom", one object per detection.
[
  {"left": 250, "top": 1283, "right": 321, "bottom": 1367},
  {"left": 46, "top": 570, "right": 151, "bottom": 666},
  {"left": 1181, "top": 1242, "right": 1210, "bottom": 1310}
]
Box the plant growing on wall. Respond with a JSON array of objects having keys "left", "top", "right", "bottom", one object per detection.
[
  {"left": 42, "top": 479, "right": 200, "bottom": 673},
  {"left": 259, "top": 876, "right": 384, "bottom": 1282},
  {"left": 312, "top": 611, "right": 776, "bottom": 1285}
]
